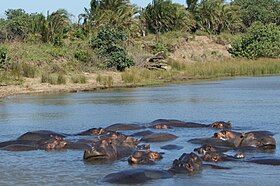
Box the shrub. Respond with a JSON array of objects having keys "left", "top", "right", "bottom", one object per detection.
[
  {"left": 0, "top": 47, "right": 7, "bottom": 68},
  {"left": 90, "top": 26, "right": 135, "bottom": 71},
  {"left": 96, "top": 74, "right": 113, "bottom": 87},
  {"left": 71, "top": 74, "right": 87, "bottom": 84},
  {"left": 74, "top": 49, "right": 90, "bottom": 63},
  {"left": 229, "top": 23, "right": 280, "bottom": 58}
]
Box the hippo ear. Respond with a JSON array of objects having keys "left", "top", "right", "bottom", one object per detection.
[{"left": 228, "top": 121, "right": 232, "bottom": 128}]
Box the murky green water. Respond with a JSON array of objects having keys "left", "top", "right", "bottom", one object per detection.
[{"left": 1, "top": 76, "right": 280, "bottom": 185}]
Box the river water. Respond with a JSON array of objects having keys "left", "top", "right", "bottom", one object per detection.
[{"left": 0, "top": 76, "right": 280, "bottom": 185}]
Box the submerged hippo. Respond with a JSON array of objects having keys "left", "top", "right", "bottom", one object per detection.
[
  {"left": 102, "top": 168, "right": 172, "bottom": 184},
  {"left": 83, "top": 133, "right": 138, "bottom": 161},
  {"left": 214, "top": 130, "right": 276, "bottom": 149},
  {"left": 17, "top": 130, "right": 67, "bottom": 141},
  {"left": 194, "top": 144, "right": 231, "bottom": 154},
  {"left": 105, "top": 123, "right": 145, "bottom": 131},
  {"left": 128, "top": 149, "right": 163, "bottom": 165},
  {"left": 131, "top": 130, "right": 154, "bottom": 137},
  {"left": 201, "top": 152, "right": 245, "bottom": 162},
  {"left": 168, "top": 152, "right": 202, "bottom": 174},
  {"left": 141, "top": 133, "right": 177, "bottom": 142},
  {"left": 0, "top": 137, "right": 68, "bottom": 151},
  {"left": 149, "top": 119, "right": 232, "bottom": 129},
  {"left": 160, "top": 144, "right": 184, "bottom": 150},
  {"left": 75, "top": 128, "right": 109, "bottom": 136},
  {"left": 200, "top": 152, "right": 280, "bottom": 166}
]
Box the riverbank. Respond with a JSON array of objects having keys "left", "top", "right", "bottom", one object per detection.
[{"left": 1, "top": 57, "right": 280, "bottom": 99}]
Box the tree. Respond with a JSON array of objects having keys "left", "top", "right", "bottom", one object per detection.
[
  {"left": 4, "top": 9, "right": 30, "bottom": 41},
  {"left": 229, "top": 22, "right": 280, "bottom": 58},
  {"left": 142, "top": 0, "right": 195, "bottom": 34},
  {"left": 79, "top": 0, "right": 137, "bottom": 34},
  {"left": 90, "top": 26, "right": 134, "bottom": 71},
  {"left": 194, "top": 0, "right": 243, "bottom": 34},
  {"left": 233, "top": 0, "right": 280, "bottom": 27}
]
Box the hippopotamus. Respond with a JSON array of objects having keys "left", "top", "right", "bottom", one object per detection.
[
  {"left": 75, "top": 128, "right": 109, "bottom": 136},
  {"left": 140, "top": 133, "right": 177, "bottom": 142},
  {"left": 148, "top": 124, "right": 173, "bottom": 129},
  {"left": 128, "top": 149, "right": 163, "bottom": 164},
  {"left": 149, "top": 119, "right": 232, "bottom": 129},
  {"left": 131, "top": 130, "right": 154, "bottom": 137},
  {"left": 201, "top": 152, "right": 245, "bottom": 162},
  {"left": 136, "top": 144, "right": 150, "bottom": 150},
  {"left": 200, "top": 152, "right": 280, "bottom": 166},
  {"left": 194, "top": 144, "right": 231, "bottom": 154},
  {"left": 188, "top": 137, "right": 236, "bottom": 148},
  {"left": 83, "top": 134, "right": 138, "bottom": 161},
  {"left": 214, "top": 130, "right": 276, "bottom": 149},
  {"left": 105, "top": 123, "right": 145, "bottom": 131},
  {"left": 102, "top": 168, "right": 172, "bottom": 184},
  {"left": 17, "top": 130, "right": 67, "bottom": 141},
  {"left": 168, "top": 152, "right": 202, "bottom": 174},
  {"left": 160, "top": 144, "right": 184, "bottom": 150},
  {"left": 0, "top": 137, "right": 68, "bottom": 151}
]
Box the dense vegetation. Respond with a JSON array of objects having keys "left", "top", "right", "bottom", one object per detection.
[{"left": 0, "top": 0, "right": 279, "bottom": 85}]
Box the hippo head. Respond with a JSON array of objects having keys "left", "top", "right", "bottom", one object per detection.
[
  {"left": 257, "top": 136, "right": 276, "bottom": 149},
  {"left": 194, "top": 144, "right": 218, "bottom": 155},
  {"left": 169, "top": 153, "right": 202, "bottom": 174},
  {"left": 152, "top": 124, "right": 172, "bottom": 129},
  {"left": 201, "top": 153, "right": 224, "bottom": 162},
  {"left": 41, "top": 137, "right": 67, "bottom": 150},
  {"left": 83, "top": 140, "right": 116, "bottom": 161},
  {"left": 128, "top": 150, "right": 163, "bottom": 164},
  {"left": 136, "top": 144, "right": 150, "bottom": 150},
  {"left": 211, "top": 121, "right": 232, "bottom": 129},
  {"left": 214, "top": 130, "right": 236, "bottom": 140},
  {"left": 240, "top": 133, "right": 276, "bottom": 149}
]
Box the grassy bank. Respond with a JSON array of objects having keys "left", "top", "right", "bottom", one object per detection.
[{"left": 121, "top": 58, "right": 280, "bottom": 86}]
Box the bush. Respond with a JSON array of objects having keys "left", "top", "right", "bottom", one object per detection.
[
  {"left": 0, "top": 47, "right": 7, "bottom": 68},
  {"left": 96, "top": 74, "right": 113, "bottom": 87},
  {"left": 74, "top": 49, "right": 90, "bottom": 63},
  {"left": 229, "top": 23, "right": 280, "bottom": 58},
  {"left": 71, "top": 74, "right": 87, "bottom": 84},
  {"left": 90, "top": 26, "right": 135, "bottom": 71}
]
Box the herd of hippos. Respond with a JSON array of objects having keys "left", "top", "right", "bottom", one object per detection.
[{"left": 0, "top": 119, "right": 278, "bottom": 184}]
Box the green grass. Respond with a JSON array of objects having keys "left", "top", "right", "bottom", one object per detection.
[
  {"left": 41, "top": 73, "right": 67, "bottom": 85},
  {"left": 96, "top": 74, "right": 113, "bottom": 87},
  {"left": 122, "top": 58, "right": 280, "bottom": 86}
]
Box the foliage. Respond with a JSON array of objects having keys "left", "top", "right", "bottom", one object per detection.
[
  {"left": 90, "top": 26, "right": 134, "bottom": 71},
  {"left": 0, "top": 47, "right": 8, "bottom": 67},
  {"left": 41, "top": 72, "right": 66, "bottom": 85},
  {"left": 194, "top": 0, "right": 243, "bottom": 34},
  {"left": 142, "top": 0, "right": 195, "bottom": 34},
  {"left": 79, "top": 0, "right": 137, "bottom": 34},
  {"left": 233, "top": 0, "right": 280, "bottom": 27},
  {"left": 74, "top": 49, "right": 90, "bottom": 63},
  {"left": 96, "top": 74, "right": 113, "bottom": 87},
  {"left": 229, "top": 22, "right": 280, "bottom": 58}
]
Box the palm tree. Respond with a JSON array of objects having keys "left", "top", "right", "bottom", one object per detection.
[
  {"left": 143, "top": 0, "right": 194, "bottom": 34},
  {"left": 194, "top": 0, "right": 243, "bottom": 34},
  {"left": 79, "top": 0, "right": 137, "bottom": 33}
]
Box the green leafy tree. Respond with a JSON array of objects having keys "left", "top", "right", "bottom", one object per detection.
[
  {"left": 142, "top": 0, "right": 195, "bottom": 34},
  {"left": 90, "top": 26, "right": 134, "bottom": 71},
  {"left": 4, "top": 9, "right": 30, "bottom": 41},
  {"left": 194, "top": 0, "right": 243, "bottom": 34},
  {"left": 233, "top": 0, "right": 280, "bottom": 27},
  {"left": 229, "top": 22, "right": 280, "bottom": 58},
  {"left": 79, "top": 0, "right": 137, "bottom": 34}
]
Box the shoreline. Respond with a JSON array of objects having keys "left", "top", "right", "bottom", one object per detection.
[{"left": 1, "top": 73, "right": 276, "bottom": 100}]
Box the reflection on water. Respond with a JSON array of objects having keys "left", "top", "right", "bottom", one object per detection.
[{"left": 1, "top": 76, "right": 280, "bottom": 185}]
